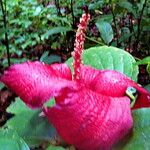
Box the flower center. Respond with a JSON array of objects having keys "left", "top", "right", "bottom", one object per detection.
[
  {"left": 72, "top": 12, "right": 90, "bottom": 81},
  {"left": 126, "top": 86, "right": 138, "bottom": 108}
]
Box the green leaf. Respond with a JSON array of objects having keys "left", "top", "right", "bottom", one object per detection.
[
  {"left": 46, "top": 145, "right": 65, "bottom": 150},
  {"left": 135, "top": 56, "right": 150, "bottom": 65},
  {"left": 40, "top": 51, "right": 61, "bottom": 64},
  {"left": 34, "top": 6, "right": 42, "bottom": 16},
  {"left": 96, "top": 21, "right": 114, "bottom": 44},
  {"left": 41, "top": 27, "right": 72, "bottom": 40},
  {"left": 0, "top": 129, "right": 29, "bottom": 150},
  {"left": 2, "top": 58, "right": 27, "bottom": 67},
  {"left": 66, "top": 46, "right": 139, "bottom": 81},
  {"left": 0, "top": 83, "right": 5, "bottom": 90},
  {"left": 146, "top": 63, "right": 150, "bottom": 75},
  {"left": 5, "top": 98, "right": 59, "bottom": 147},
  {"left": 144, "top": 84, "right": 150, "bottom": 92},
  {"left": 113, "top": 108, "right": 150, "bottom": 150},
  {"left": 118, "top": 1, "right": 133, "bottom": 13}
]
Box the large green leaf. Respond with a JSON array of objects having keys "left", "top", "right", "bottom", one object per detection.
[
  {"left": 5, "top": 98, "right": 58, "bottom": 147},
  {"left": 96, "top": 21, "right": 114, "bottom": 44},
  {"left": 113, "top": 108, "right": 150, "bottom": 150},
  {"left": 66, "top": 46, "right": 138, "bottom": 81},
  {"left": 0, "top": 129, "right": 29, "bottom": 150}
]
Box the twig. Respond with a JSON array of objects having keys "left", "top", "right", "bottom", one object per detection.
[
  {"left": 136, "top": 0, "right": 147, "bottom": 47},
  {"left": 109, "top": 1, "right": 119, "bottom": 46},
  {"left": 54, "top": 0, "right": 61, "bottom": 16},
  {"left": 70, "top": 0, "right": 75, "bottom": 28},
  {"left": 85, "top": 36, "right": 104, "bottom": 46},
  {"left": 128, "top": 13, "right": 134, "bottom": 51},
  {"left": 0, "top": 0, "right": 10, "bottom": 66}
]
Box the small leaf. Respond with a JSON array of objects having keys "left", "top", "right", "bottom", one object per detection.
[
  {"left": 113, "top": 108, "right": 150, "bottom": 150},
  {"left": 96, "top": 21, "right": 114, "bottom": 44},
  {"left": 135, "top": 56, "right": 150, "bottom": 65},
  {"left": 144, "top": 84, "right": 150, "bottom": 92},
  {"left": 0, "top": 83, "right": 5, "bottom": 90},
  {"left": 0, "top": 129, "right": 30, "bottom": 150},
  {"left": 146, "top": 63, "right": 150, "bottom": 75},
  {"left": 46, "top": 145, "right": 65, "bottom": 150},
  {"left": 66, "top": 46, "right": 138, "bottom": 81},
  {"left": 2, "top": 58, "right": 27, "bottom": 67},
  {"left": 41, "top": 27, "right": 72, "bottom": 40},
  {"left": 40, "top": 51, "right": 49, "bottom": 61},
  {"left": 40, "top": 52, "right": 61, "bottom": 64},
  {"left": 118, "top": 1, "right": 133, "bottom": 13},
  {"left": 5, "top": 98, "right": 59, "bottom": 147},
  {"left": 34, "top": 6, "right": 42, "bottom": 16}
]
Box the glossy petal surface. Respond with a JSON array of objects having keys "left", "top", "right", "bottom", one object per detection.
[
  {"left": 0, "top": 62, "right": 73, "bottom": 108},
  {"left": 79, "top": 65, "right": 150, "bottom": 109},
  {"left": 44, "top": 88, "right": 133, "bottom": 150}
]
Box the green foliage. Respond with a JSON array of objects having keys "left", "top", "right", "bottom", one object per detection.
[
  {"left": 0, "top": 129, "right": 29, "bottom": 150},
  {"left": 0, "top": 0, "right": 72, "bottom": 65},
  {"left": 113, "top": 108, "right": 150, "bottom": 150},
  {"left": 96, "top": 21, "right": 114, "bottom": 44},
  {"left": 46, "top": 145, "right": 65, "bottom": 150},
  {"left": 5, "top": 98, "right": 59, "bottom": 147},
  {"left": 0, "top": 0, "right": 150, "bottom": 67},
  {"left": 67, "top": 46, "right": 139, "bottom": 81},
  {"left": 135, "top": 56, "right": 150, "bottom": 65},
  {"left": 40, "top": 51, "right": 61, "bottom": 64},
  {"left": 144, "top": 84, "right": 150, "bottom": 92},
  {"left": 41, "top": 27, "right": 72, "bottom": 41},
  {"left": 135, "top": 56, "right": 150, "bottom": 75},
  {"left": 0, "top": 83, "right": 5, "bottom": 90}
]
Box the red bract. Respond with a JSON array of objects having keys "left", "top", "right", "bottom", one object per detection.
[
  {"left": 0, "top": 61, "right": 133, "bottom": 150},
  {"left": 1, "top": 12, "right": 150, "bottom": 150}
]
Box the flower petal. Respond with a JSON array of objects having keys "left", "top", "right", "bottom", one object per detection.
[
  {"left": 79, "top": 65, "right": 150, "bottom": 109},
  {"left": 44, "top": 88, "right": 133, "bottom": 150},
  {"left": 0, "top": 61, "right": 73, "bottom": 108}
]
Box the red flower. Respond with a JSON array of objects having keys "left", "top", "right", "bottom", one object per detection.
[{"left": 1, "top": 13, "right": 150, "bottom": 150}]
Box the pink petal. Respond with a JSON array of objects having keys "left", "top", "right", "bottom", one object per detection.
[
  {"left": 79, "top": 65, "right": 150, "bottom": 109},
  {"left": 0, "top": 61, "right": 74, "bottom": 108},
  {"left": 44, "top": 88, "right": 133, "bottom": 150}
]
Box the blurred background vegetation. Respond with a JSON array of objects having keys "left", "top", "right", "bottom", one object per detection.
[{"left": 0, "top": 0, "right": 150, "bottom": 83}]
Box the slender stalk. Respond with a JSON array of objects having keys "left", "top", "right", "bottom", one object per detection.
[
  {"left": 109, "top": 1, "right": 119, "bottom": 46},
  {"left": 85, "top": 36, "right": 104, "bottom": 46},
  {"left": 70, "top": 0, "right": 75, "bottom": 28},
  {"left": 0, "top": 0, "right": 10, "bottom": 66},
  {"left": 136, "top": 0, "right": 147, "bottom": 47},
  {"left": 54, "top": 0, "right": 61, "bottom": 16},
  {"left": 128, "top": 13, "right": 133, "bottom": 51}
]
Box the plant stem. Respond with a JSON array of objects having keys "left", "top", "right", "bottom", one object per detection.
[
  {"left": 0, "top": 0, "right": 10, "bottom": 66},
  {"left": 70, "top": 0, "right": 75, "bottom": 28},
  {"left": 109, "top": 2, "right": 119, "bottom": 46},
  {"left": 54, "top": 0, "right": 61, "bottom": 16},
  {"left": 136, "top": 0, "right": 147, "bottom": 47},
  {"left": 128, "top": 13, "right": 133, "bottom": 51},
  {"left": 85, "top": 36, "right": 104, "bottom": 46}
]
